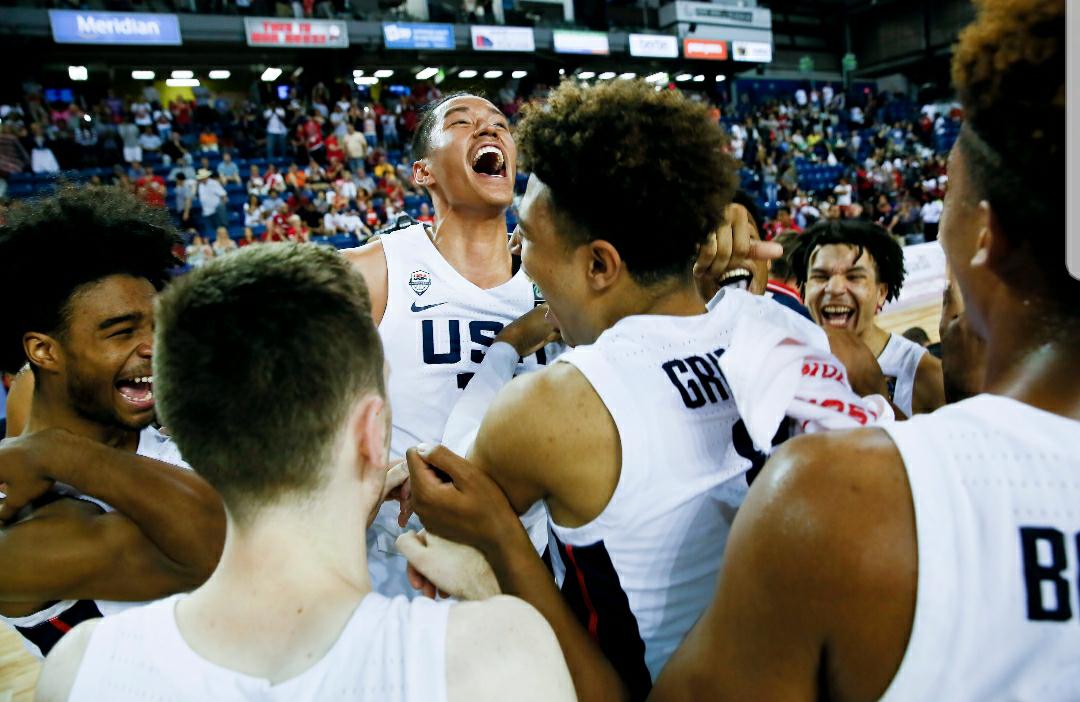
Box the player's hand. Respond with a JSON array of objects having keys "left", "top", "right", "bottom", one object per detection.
[
  {"left": 0, "top": 430, "right": 61, "bottom": 522},
  {"left": 396, "top": 529, "right": 501, "bottom": 600},
  {"left": 495, "top": 304, "right": 561, "bottom": 357},
  {"left": 826, "top": 328, "right": 890, "bottom": 398},
  {"left": 694, "top": 203, "right": 783, "bottom": 300},
  {"left": 404, "top": 444, "right": 524, "bottom": 558},
  {"left": 371, "top": 460, "right": 409, "bottom": 529}
]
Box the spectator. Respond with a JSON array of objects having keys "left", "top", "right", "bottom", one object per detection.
[
  {"left": 168, "top": 153, "right": 196, "bottom": 183},
  {"left": 362, "top": 109, "right": 377, "bottom": 148},
  {"left": 175, "top": 171, "right": 197, "bottom": 229},
  {"left": 264, "top": 103, "right": 289, "bottom": 159},
  {"left": 196, "top": 169, "right": 228, "bottom": 233},
  {"left": 243, "top": 194, "right": 264, "bottom": 228},
  {"left": 417, "top": 202, "right": 435, "bottom": 225},
  {"left": 344, "top": 122, "right": 368, "bottom": 174},
  {"left": 212, "top": 226, "right": 238, "bottom": 256},
  {"left": 380, "top": 111, "right": 399, "bottom": 147},
  {"left": 285, "top": 163, "right": 307, "bottom": 191},
  {"left": 138, "top": 127, "right": 162, "bottom": 156},
  {"left": 199, "top": 128, "right": 219, "bottom": 153},
  {"left": 355, "top": 167, "right": 375, "bottom": 195},
  {"left": 161, "top": 131, "right": 187, "bottom": 165},
  {"left": 833, "top": 176, "right": 853, "bottom": 212},
  {"left": 920, "top": 195, "right": 943, "bottom": 241},
  {"left": 26, "top": 124, "right": 60, "bottom": 175},
  {"left": 261, "top": 192, "right": 286, "bottom": 217},
  {"left": 118, "top": 121, "right": 142, "bottom": 164},
  {"left": 265, "top": 164, "right": 287, "bottom": 194},
  {"left": 217, "top": 152, "right": 241, "bottom": 186},
  {"left": 238, "top": 226, "right": 258, "bottom": 247},
  {"left": 902, "top": 326, "right": 932, "bottom": 348},
  {"left": 135, "top": 167, "right": 166, "bottom": 209},
  {"left": 325, "top": 133, "right": 344, "bottom": 165},
  {"left": 184, "top": 233, "right": 214, "bottom": 267},
  {"left": 247, "top": 164, "right": 266, "bottom": 196},
  {"left": 300, "top": 111, "right": 325, "bottom": 165}
]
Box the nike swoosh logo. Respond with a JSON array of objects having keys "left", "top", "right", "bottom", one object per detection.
[{"left": 411, "top": 301, "right": 448, "bottom": 312}]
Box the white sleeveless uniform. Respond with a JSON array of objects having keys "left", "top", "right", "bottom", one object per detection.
[
  {"left": 370, "top": 224, "right": 559, "bottom": 596},
  {"left": 68, "top": 592, "right": 451, "bottom": 702},
  {"left": 547, "top": 302, "right": 781, "bottom": 694},
  {"left": 0, "top": 426, "right": 188, "bottom": 658},
  {"left": 880, "top": 395, "right": 1080, "bottom": 701},
  {"left": 876, "top": 332, "right": 927, "bottom": 416}
]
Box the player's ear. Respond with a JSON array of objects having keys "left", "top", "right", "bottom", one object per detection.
[
  {"left": 23, "top": 332, "right": 62, "bottom": 375},
  {"left": 976, "top": 201, "right": 1018, "bottom": 283},
  {"left": 412, "top": 160, "right": 434, "bottom": 189},
  {"left": 586, "top": 240, "right": 622, "bottom": 292},
  {"left": 350, "top": 394, "right": 388, "bottom": 480}
]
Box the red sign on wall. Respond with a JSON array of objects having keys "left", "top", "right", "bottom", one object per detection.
[
  {"left": 683, "top": 38, "right": 729, "bottom": 60},
  {"left": 243, "top": 18, "right": 349, "bottom": 48}
]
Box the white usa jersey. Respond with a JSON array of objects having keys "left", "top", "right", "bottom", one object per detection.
[
  {"left": 370, "top": 224, "right": 558, "bottom": 596},
  {"left": 547, "top": 300, "right": 792, "bottom": 695},
  {"left": 877, "top": 332, "right": 926, "bottom": 417},
  {"left": 880, "top": 395, "right": 1080, "bottom": 701},
  {"left": 69, "top": 592, "right": 451, "bottom": 702},
  {"left": 0, "top": 426, "right": 188, "bottom": 658}
]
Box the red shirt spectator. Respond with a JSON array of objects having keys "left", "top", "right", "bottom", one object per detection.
[
  {"left": 325, "top": 135, "right": 345, "bottom": 164},
  {"left": 135, "top": 173, "right": 166, "bottom": 208}
]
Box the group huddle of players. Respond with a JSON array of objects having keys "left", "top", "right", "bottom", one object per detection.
[{"left": 0, "top": 0, "right": 1074, "bottom": 699}]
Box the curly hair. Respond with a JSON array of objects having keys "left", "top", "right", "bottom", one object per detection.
[
  {"left": 790, "top": 220, "right": 906, "bottom": 302},
  {"left": 515, "top": 80, "right": 738, "bottom": 285},
  {"left": 951, "top": 0, "right": 1067, "bottom": 298},
  {"left": 0, "top": 186, "right": 180, "bottom": 374}
]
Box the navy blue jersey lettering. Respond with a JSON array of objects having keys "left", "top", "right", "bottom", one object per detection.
[{"left": 1019, "top": 527, "right": 1074, "bottom": 622}]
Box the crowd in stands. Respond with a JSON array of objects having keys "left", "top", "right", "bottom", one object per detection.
[
  {"left": 0, "top": 75, "right": 962, "bottom": 268},
  {"left": 723, "top": 86, "right": 961, "bottom": 245}
]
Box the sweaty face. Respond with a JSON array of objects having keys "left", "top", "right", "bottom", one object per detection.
[
  {"left": 804, "top": 244, "right": 888, "bottom": 339},
  {"left": 417, "top": 96, "right": 516, "bottom": 212},
  {"left": 510, "top": 177, "right": 592, "bottom": 348},
  {"left": 61, "top": 275, "right": 157, "bottom": 431}
]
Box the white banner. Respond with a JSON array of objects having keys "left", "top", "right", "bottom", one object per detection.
[
  {"left": 471, "top": 25, "right": 535, "bottom": 52},
  {"left": 552, "top": 30, "right": 610, "bottom": 55},
  {"left": 883, "top": 241, "right": 947, "bottom": 313},
  {"left": 629, "top": 33, "right": 679, "bottom": 58},
  {"left": 732, "top": 40, "right": 772, "bottom": 62}
]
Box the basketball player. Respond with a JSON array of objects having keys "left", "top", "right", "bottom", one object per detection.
[
  {"left": 791, "top": 219, "right": 945, "bottom": 415},
  {"left": 341, "top": 93, "right": 561, "bottom": 596},
  {"left": 650, "top": 0, "right": 1076, "bottom": 697},
  {"left": 0, "top": 188, "right": 224, "bottom": 657},
  {"left": 398, "top": 80, "right": 893, "bottom": 702},
  {"left": 36, "top": 244, "right": 574, "bottom": 702}
]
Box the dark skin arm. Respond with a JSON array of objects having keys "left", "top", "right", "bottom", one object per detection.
[
  {"left": 406, "top": 442, "right": 629, "bottom": 702},
  {"left": 911, "top": 352, "right": 946, "bottom": 415},
  {"left": 650, "top": 429, "right": 917, "bottom": 702},
  {"left": 0, "top": 429, "right": 225, "bottom": 604}
]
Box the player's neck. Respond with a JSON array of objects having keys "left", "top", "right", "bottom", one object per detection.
[
  {"left": 604, "top": 276, "right": 707, "bottom": 329},
  {"left": 24, "top": 384, "right": 139, "bottom": 451},
  {"left": 177, "top": 498, "right": 373, "bottom": 680},
  {"left": 861, "top": 324, "right": 892, "bottom": 357},
  {"left": 981, "top": 312, "right": 1080, "bottom": 421},
  {"left": 430, "top": 207, "right": 513, "bottom": 289}
]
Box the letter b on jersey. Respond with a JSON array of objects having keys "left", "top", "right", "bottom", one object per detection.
[{"left": 1019, "top": 527, "right": 1077, "bottom": 622}]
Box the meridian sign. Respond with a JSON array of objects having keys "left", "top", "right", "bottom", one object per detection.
[{"left": 49, "top": 10, "right": 182, "bottom": 45}]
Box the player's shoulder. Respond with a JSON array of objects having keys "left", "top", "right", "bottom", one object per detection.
[
  {"left": 750, "top": 428, "right": 914, "bottom": 578},
  {"left": 37, "top": 617, "right": 101, "bottom": 702},
  {"left": 447, "top": 596, "right": 574, "bottom": 702},
  {"left": 485, "top": 362, "right": 605, "bottom": 443},
  {"left": 340, "top": 237, "right": 386, "bottom": 269}
]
